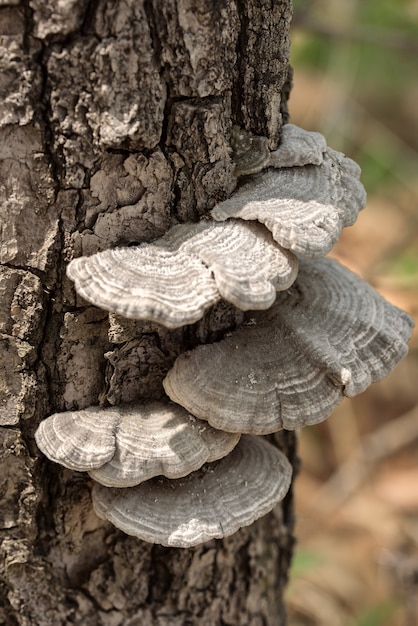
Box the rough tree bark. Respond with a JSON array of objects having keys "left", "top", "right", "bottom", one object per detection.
[{"left": 0, "top": 1, "right": 296, "bottom": 624}]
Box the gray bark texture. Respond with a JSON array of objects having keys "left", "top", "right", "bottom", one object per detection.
[{"left": 0, "top": 1, "right": 296, "bottom": 624}]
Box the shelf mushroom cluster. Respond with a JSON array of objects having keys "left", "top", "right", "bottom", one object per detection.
[{"left": 35, "top": 124, "right": 415, "bottom": 548}]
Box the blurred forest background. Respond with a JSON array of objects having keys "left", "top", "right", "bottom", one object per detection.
[{"left": 286, "top": 1, "right": 418, "bottom": 625}]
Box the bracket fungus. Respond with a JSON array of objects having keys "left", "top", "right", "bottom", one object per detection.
[
  {"left": 35, "top": 402, "right": 240, "bottom": 486},
  {"left": 92, "top": 435, "right": 292, "bottom": 548},
  {"left": 231, "top": 123, "right": 328, "bottom": 176},
  {"left": 212, "top": 147, "right": 366, "bottom": 258},
  {"left": 231, "top": 125, "right": 271, "bottom": 177},
  {"left": 231, "top": 124, "right": 328, "bottom": 177},
  {"left": 35, "top": 121, "right": 414, "bottom": 549},
  {"left": 67, "top": 218, "right": 298, "bottom": 328},
  {"left": 164, "top": 258, "right": 415, "bottom": 434},
  {"left": 35, "top": 406, "right": 119, "bottom": 471},
  {"left": 268, "top": 123, "right": 328, "bottom": 168}
]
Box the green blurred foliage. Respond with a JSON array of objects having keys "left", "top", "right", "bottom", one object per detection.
[
  {"left": 287, "top": 551, "right": 402, "bottom": 625},
  {"left": 349, "top": 600, "right": 400, "bottom": 626},
  {"left": 290, "top": 0, "right": 418, "bottom": 195},
  {"left": 288, "top": 548, "right": 324, "bottom": 579},
  {"left": 382, "top": 247, "right": 418, "bottom": 287},
  {"left": 354, "top": 137, "right": 409, "bottom": 194},
  {"left": 358, "top": 0, "right": 417, "bottom": 32},
  {"left": 292, "top": 0, "right": 418, "bottom": 87}
]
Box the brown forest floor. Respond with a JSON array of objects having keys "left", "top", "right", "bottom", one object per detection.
[{"left": 285, "top": 71, "right": 418, "bottom": 626}]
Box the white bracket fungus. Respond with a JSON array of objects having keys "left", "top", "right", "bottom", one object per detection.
[
  {"left": 212, "top": 147, "right": 366, "bottom": 258},
  {"left": 232, "top": 123, "right": 328, "bottom": 177},
  {"left": 92, "top": 435, "right": 292, "bottom": 548},
  {"left": 164, "top": 258, "right": 415, "bottom": 434},
  {"left": 35, "top": 402, "right": 240, "bottom": 485},
  {"left": 67, "top": 218, "right": 298, "bottom": 328},
  {"left": 34, "top": 122, "right": 414, "bottom": 548},
  {"left": 35, "top": 406, "right": 119, "bottom": 471},
  {"left": 267, "top": 123, "right": 328, "bottom": 168}
]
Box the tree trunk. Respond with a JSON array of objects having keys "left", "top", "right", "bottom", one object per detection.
[{"left": 0, "top": 1, "right": 295, "bottom": 624}]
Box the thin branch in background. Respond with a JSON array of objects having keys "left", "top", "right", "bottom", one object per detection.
[
  {"left": 325, "top": 401, "right": 362, "bottom": 468},
  {"left": 309, "top": 403, "right": 418, "bottom": 515},
  {"left": 349, "top": 99, "right": 418, "bottom": 193}
]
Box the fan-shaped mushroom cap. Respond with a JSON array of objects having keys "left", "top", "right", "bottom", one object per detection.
[
  {"left": 67, "top": 219, "right": 298, "bottom": 328},
  {"left": 179, "top": 220, "right": 297, "bottom": 309},
  {"left": 268, "top": 124, "right": 327, "bottom": 168},
  {"left": 211, "top": 149, "right": 366, "bottom": 258},
  {"left": 67, "top": 243, "right": 217, "bottom": 329},
  {"left": 92, "top": 435, "right": 292, "bottom": 547},
  {"left": 231, "top": 124, "right": 328, "bottom": 176},
  {"left": 35, "top": 402, "right": 240, "bottom": 483},
  {"left": 35, "top": 406, "right": 119, "bottom": 471},
  {"left": 164, "top": 259, "right": 414, "bottom": 433}
]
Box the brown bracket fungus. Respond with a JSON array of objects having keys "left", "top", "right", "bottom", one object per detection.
[
  {"left": 164, "top": 258, "right": 415, "bottom": 434},
  {"left": 67, "top": 218, "right": 298, "bottom": 327},
  {"left": 92, "top": 435, "right": 292, "bottom": 548},
  {"left": 35, "top": 402, "right": 240, "bottom": 484},
  {"left": 230, "top": 125, "right": 271, "bottom": 177},
  {"left": 212, "top": 148, "right": 366, "bottom": 258}
]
